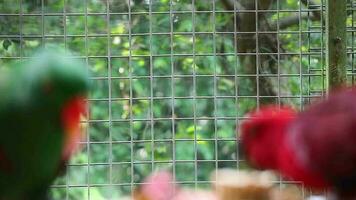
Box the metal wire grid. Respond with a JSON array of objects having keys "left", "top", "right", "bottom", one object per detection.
[
  {"left": 1, "top": 0, "right": 353, "bottom": 199},
  {"left": 348, "top": 1, "right": 356, "bottom": 84}
]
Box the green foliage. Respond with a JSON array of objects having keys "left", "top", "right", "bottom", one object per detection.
[{"left": 1, "top": 0, "right": 353, "bottom": 199}]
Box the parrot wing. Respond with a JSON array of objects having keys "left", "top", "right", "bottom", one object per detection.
[
  {"left": 288, "top": 88, "right": 356, "bottom": 191},
  {"left": 277, "top": 138, "right": 330, "bottom": 189}
]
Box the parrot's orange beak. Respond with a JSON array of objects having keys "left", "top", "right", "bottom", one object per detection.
[{"left": 61, "top": 96, "right": 87, "bottom": 161}]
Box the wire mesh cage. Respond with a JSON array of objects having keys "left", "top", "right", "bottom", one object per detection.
[
  {"left": 348, "top": 1, "right": 356, "bottom": 84},
  {"left": 0, "top": 0, "right": 355, "bottom": 199}
]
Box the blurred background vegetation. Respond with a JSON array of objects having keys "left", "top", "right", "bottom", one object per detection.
[{"left": 0, "top": 0, "right": 355, "bottom": 199}]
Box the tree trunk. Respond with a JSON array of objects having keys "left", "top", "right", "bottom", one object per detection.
[{"left": 235, "top": 0, "right": 279, "bottom": 105}]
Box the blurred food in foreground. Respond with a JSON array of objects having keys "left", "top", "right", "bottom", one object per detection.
[
  {"left": 0, "top": 48, "right": 90, "bottom": 200},
  {"left": 241, "top": 87, "right": 356, "bottom": 199},
  {"left": 133, "top": 171, "right": 176, "bottom": 200},
  {"left": 212, "top": 169, "right": 275, "bottom": 200},
  {"left": 134, "top": 170, "right": 217, "bottom": 200},
  {"left": 133, "top": 169, "right": 320, "bottom": 200},
  {"left": 172, "top": 189, "right": 217, "bottom": 200},
  {"left": 269, "top": 187, "right": 304, "bottom": 200}
]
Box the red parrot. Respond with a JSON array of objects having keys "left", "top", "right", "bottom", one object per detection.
[
  {"left": 0, "top": 49, "right": 89, "bottom": 200},
  {"left": 241, "top": 87, "right": 356, "bottom": 196},
  {"left": 241, "top": 106, "right": 329, "bottom": 190}
]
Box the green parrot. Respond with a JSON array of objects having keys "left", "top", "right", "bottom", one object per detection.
[{"left": 0, "top": 49, "right": 90, "bottom": 200}]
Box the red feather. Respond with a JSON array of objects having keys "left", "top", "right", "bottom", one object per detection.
[
  {"left": 278, "top": 138, "right": 329, "bottom": 188},
  {"left": 60, "top": 96, "right": 87, "bottom": 163},
  {"left": 241, "top": 106, "right": 296, "bottom": 170}
]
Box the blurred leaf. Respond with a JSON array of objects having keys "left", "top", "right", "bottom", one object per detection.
[{"left": 2, "top": 39, "right": 11, "bottom": 50}]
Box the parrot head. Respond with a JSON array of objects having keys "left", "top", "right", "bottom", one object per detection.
[
  {"left": 240, "top": 106, "right": 296, "bottom": 170},
  {"left": 25, "top": 49, "right": 90, "bottom": 161}
]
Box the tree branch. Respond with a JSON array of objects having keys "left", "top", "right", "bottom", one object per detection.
[
  {"left": 271, "top": 0, "right": 324, "bottom": 30},
  {"left": 221, "top": 0, "right": 323, "bottom": 30},
  {"left": 220, "top": 0, "right": 245, "bottom": 10},
  {"left": 277, "top": 13, "right": 312, "bottom": 30},
  {"left": 300, "top": 0, "right": 322, "bottom": 21}
]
